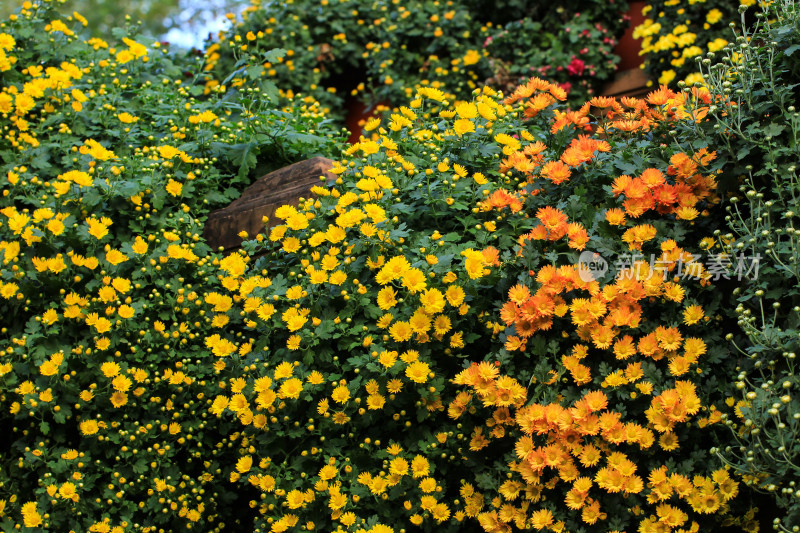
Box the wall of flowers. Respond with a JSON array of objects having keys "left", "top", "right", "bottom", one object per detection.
[{"left": 0, "top": 0, "right": 798, "bottom": 532}]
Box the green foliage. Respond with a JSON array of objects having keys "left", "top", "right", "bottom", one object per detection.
[
  {"left": 634, "top": 0, "right": 752, "bottom": 87},
  {"left": 0, "top": 1, "right": 340, "bottom": 530},
  {"left": 691, "top": 1, "right": 800, "bottom": 529},
  {"left": 3, "top": 0, "right": 800, "bottom": 532},
  {"left": 0, "top": 0, "right": 248, "bottom": 42},
  {"left": 485, "top": 12, "right": 621, "bottom": 103},
  {"left": 203, "top": 0, "right": 630, "bottom": 122}
]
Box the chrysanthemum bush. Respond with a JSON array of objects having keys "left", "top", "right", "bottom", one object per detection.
[
  {"left": 205, "top": 80, "right": 763, "bottom": 531},
  {"left": 484, "top": 11, "right": 621, "bottom": 103},
  {"left": 203, "top": 0, "right": 630, "bottom": 117},
  {"left": 686, "top": 1, "right": 800, "bottom": 528},
  {"left": 3, "top": 0, "right": 798, "bottom": 532},
  {"left": 0, "top": 1, "right": 341, "bottom": 531},
  {"left": 633, "top": 0, "right": 760, "bottom": 88}
]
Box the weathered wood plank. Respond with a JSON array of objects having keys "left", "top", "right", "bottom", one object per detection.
[
  {"left": 600, "top": 68, "right": 650, "bottom": 99},
  {"left": 203, "top": 156, "right": 335, "bottom": 251}
]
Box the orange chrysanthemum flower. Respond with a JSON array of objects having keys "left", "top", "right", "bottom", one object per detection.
[
  {"left": 524, "top": 93, "right": 557, "bottom": 118},
  {"left": 507, "top": 284, "right": 531, "bottom": 305},
  {"left": 621, "top": 224, "right": 658, "bottom": 250},
  {"left": 610, "top": 119, "right": 646, "bottom": 132},
  {"left": 540, "top": 160, "right": 571, "bottom": 184},
  {"left": 567, "top": 222, "right": 589, "bottom": 250},
  {"left": 611, "top": 174, "right": 633, "bottom": 196},
  {"left": 646, "top": 85, "right": 676, "bottom": 106},
  {"left": 588, "top": 95, "right": 617, "bottom": 108},
  {"left": 500, "top": 301, "right": 520, "bottom": 325},
  {"left": 652, "top": 184, "right": 678, "bottom": 206},
  {"left": 605, "top": 208, "right": 626, "bottom": 226},
  {"left": 640, "top": 168, "right": 666, "bottom": 188},
  {"left": 583, "top": 390, "right": 609, "bottom": 412},
  {"left": 505, "top": 76, "right": 555, "bottom": 103},
  {"left": 623, "top": 196, "right": 655, "bottom": 218},
  {"left": 536, "top": 206, "right": 568, "bottom": 236},
  {"left": 624, "top": 178, "right": 650, "bottom": 199}
]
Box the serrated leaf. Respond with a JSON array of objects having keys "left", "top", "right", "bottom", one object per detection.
[
  {"left": 116, "top": 181, "right": 141, "bottom": 197},
  {"left": 152, "top": 191, "right": 165, "bottom": 210},
  {"left": 204, "top": 191, "right": 229, "bottom": 205},
  {"left": 263, "top": 48, "right": 287, "bottom": 63},
  {"left": 614, "top": 159, "right": 638, "bottom": 175},
  {"left": 111, "top": 27, "right": 129, "bottom": 39},
  {"left": 270, "top": 274, "right": 288, "bottom": 295},
  {"left": 259, "top": 79, "right": 280, "bottom": 100},
  {"left": 763, "top": 123, "right": 785, "bottom": 138},
  {"left": 82, "top": 189, "right": 102, "bottom": 208},
  {"left": 285, "top": 131, "right": 327, "bottom": 145},
  {"left": 529, "top": 336, "right": 546, "bottom": 356},
  {"left": 737, "top": 145, "right": 751, "bottom": 160},
  {"left": 227, "top": 142, "right": 260, "bottom": 179},
  {"left": 246, "top": 65, "right": 264, "bottom": 80}
]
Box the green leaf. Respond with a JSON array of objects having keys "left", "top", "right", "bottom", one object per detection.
[
  {"left": 529, "top": 336, "right": 546, "bottom": 357},
  {"left": 116, "top": 181, "right": 141, "bottom": 197},
  {"left": 227, "top": 142, "right": 260, "bottom": 179},
  {"left": 82, "top": 188, "right": 103, "bottom": 208},
  {"left": 263, "top": 48, "right": 287, "bottom": 63},
  {"left": 152, "top": 191, "right": 165, "bottom": 210},
  {"left": 161, "top": 61, "right": 183, "bottom": 79},
  {"left": 347, "top": 355, "right": 364, "bottom": 367},
  {"left": 474, "top": 472, "right": 496, "bottom": 491},
  {"left": 763, "top": 123, "right": 785, "bottom": 138},
  {"left": 737, "top": 146, "right": 751, "bottom": 160},
  {"left": 111, "top": 27, "right": 129, "bottom": 39},
  {"left": 15, "top": 26, "right": 33, "bottom": 39},
  {"left": 259, "top": 79, "right": 280, "bottom": 100},
  {"left": 246, "top": 65, "right": 264, "bottom": 80},
  {"left": 270, "top": 274, "right": 288, "bottom": 295},
  {"left": 204, "top": 191, "right": 229, "bottom": 205},
  {"left": 614, "top": 159, "right": 638, "bottom": 175},
  {"left": 284, "top": 131, "right": 328, "bottom": 146},
  {"left": 132, "top": 459, "right": 148, "bottom": 474},
  {"left": 785, "top": 44, "right": 800, "bottom": 56}
]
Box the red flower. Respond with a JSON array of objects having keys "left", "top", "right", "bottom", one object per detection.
[{"left": 567, "top": 57, "right": 586, "bottom": 76}]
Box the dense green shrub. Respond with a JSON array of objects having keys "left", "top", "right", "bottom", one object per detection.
[
  {"left": 685, "top": 1, "right": 800, "bottom": 528},
  {"left": 484, "top": 11, "right": 621, "bottom": 101},
  {"left": 4, "top": 0, "right": 800, "bottom": 532},
  {"left": 207, "top": 84, "right": 757, "bottom": 532},
  {"left": 203, "top": 0, "right": 629, "bottom": 118},
  {"left": 634, "top": 0, "right": 755, "bottom": 87},
  {"left": 0, "top": 2, "right": 340, "bottom": 531}
]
